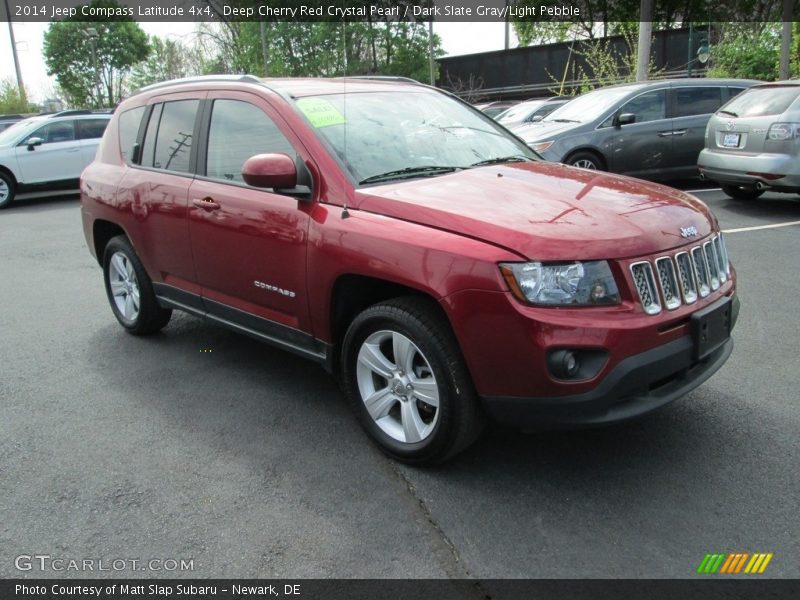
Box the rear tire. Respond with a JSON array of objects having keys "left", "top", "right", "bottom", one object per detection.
[
  {"left": 102, "top": 235, "right": 172, "bottom": 335},
  {"left": 721, "top": 184, "right": 764, "bottom": 200},
  {"left": 0, "top": 171, "right": 15, "bottom": 209},
  {"left": 341, "top": 297, "right": 484, "bottom": 465}
]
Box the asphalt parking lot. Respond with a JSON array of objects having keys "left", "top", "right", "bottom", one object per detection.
[{"left": 1, "top": 187, "right": 798, "bottom": 581}]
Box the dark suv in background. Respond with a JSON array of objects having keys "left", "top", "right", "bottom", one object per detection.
[{"left": 516, "top": 79, "right": 759, "bottom": 180}]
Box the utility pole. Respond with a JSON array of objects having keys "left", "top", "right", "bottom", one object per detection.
[
  {"left": 428, "top": 21, "right": 435, "bottom": 86},
  {"left": 779, "top": 0, "right": 792, "bottom": 80},
  {"left": 636, "top": 0, "right": 653, "bottom": 82},
  {"left": 504, "top": 0, "right": 509, "bottom": 50},
  {"left": 3, "top": 0, "right": 26, "bottom": 102},
  {"left": 260, "top": 21, "right": 269, "bottom": 77}
]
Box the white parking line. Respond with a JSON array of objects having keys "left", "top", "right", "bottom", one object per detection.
[
  {"left": 723, "top": 220, "right": 800, "bottom": 234},
  {"left": 685, "top": 188, "right": 721, "bottom": 193}
]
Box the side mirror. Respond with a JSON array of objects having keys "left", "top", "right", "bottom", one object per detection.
[
  {"left": 616, "top": 113, "right": 636, "bottom": 127},
  {"left": 26, "top": 137, "right": 44, "bottom": 151},
  {"left": 529, "top": 115, "right": 544, "bottom": 123},
  {"left": 242, "top": 153, "right": 297, "bottom": 189}
]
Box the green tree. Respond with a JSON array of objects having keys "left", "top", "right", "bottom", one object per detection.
[
  {"left": 43, "top": 0, "right": 149, "bottom": 108},
  {"left": 130, "top": 36, "right": 196, "bottom": 89},
  {"left": 707, "top": 23, "right": 782, "bottom": 81},
  {"left": 0, "top": 79, "right": 36, "bottom": 114}
]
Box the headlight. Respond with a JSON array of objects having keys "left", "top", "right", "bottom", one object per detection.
[
  {"left": 500, "top": 260, "right": 620, "bottom": 306},
  {"left": 530, "top": 140, "right": 554, "bottom": 152}
]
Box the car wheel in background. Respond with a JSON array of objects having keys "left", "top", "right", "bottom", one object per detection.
[
  {"left": 565, "top": 151, "right": 605, "bottom": 171},
  {"left": 102, "top": 235, "right": 172, "bottom": 335},
  {"left": 721, "top": 184, "right": 764, "bottom": 200},
  {"left": 341, "top": 297, "right": 484, "bottom": 465},
  {"left": 0, "top": 171, "right": 15, "bottom": 209}
]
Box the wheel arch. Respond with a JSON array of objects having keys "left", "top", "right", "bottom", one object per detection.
[{"left": 92, "top": 219, "right": 127, "bottom": 265}]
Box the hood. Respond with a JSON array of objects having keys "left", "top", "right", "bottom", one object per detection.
[
  {"left": 513, "top": 119, "right": 583, "bottom": 143},
  {"left": 354, "top": 162, "right": 715, "bottom": 261}
]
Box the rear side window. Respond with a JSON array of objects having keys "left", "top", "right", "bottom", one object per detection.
[
  {"left": 205, "top": 99, "right": 295, "bottom": 183},
  {"left": 720, "top": 86, "right": 800, "bottom": 118},
  {"left": 674, "top": 87, "right": 722, "bottom": 118},
  {"left": 142, "top": 100, "right": 199, "bottom": 173},
  {"left": 118, "top": 107, "right": 145, "bottom": 163},
  {"left": 76, "top": 118, "right": 109, "bottom": 140}
]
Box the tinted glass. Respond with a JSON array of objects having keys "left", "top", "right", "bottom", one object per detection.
[
  {"left": 674, "top": 87, "right": 722, "bottom": 118},
  {"left": 206, "top": 100, "right": 295, "bottom": 183},
  {"left": 720, "top": 86, "right": 800, "bottom": 117},
  {"left": 34, "top": 120, "right": 75, "bottom": 143},
  {"left": 77, "top": 118, "right": 109, "bottom": 140},
  {"left": 118, "top": 107, "right": 145, "bottom": 163},
  {"left": 152, "top": 100, "right": 199, "bottom": 172},
  {"left": 620, "top": 90, "right": 667, "bottom": 123}
]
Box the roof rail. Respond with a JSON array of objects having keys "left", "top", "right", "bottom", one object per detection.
[
  {"left": 339, "top": 76, "right": 421, "bottom": 85},
  {"left": 49, "top": 109, "right": 93, "bottom": 117},
  {"left": 136, "top": 74, "right": 262, "bottom": 94}
]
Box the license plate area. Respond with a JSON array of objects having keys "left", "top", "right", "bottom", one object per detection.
[
  {"left": 691, "top": 297, "right": 732, "bottom": 360},
  {"left": 722, "top": 132, "right": 741, "bottom": 148}
]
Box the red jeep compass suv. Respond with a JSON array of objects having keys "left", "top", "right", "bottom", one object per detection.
[{"left": 80, "top": 75, "right": 737, "bottom": 464}]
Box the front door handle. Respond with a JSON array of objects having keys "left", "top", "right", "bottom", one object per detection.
[
  {"left": 66, "top": 147, "right": 80, "bottom": 152},
  {"left": 192, "top": 197, "right": 220, "bottom": 211},
  {"left": 672, "top": 129, "right": 687, "bottom": 136}
]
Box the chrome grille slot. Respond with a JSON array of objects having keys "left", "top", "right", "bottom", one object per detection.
[
  {"left": 630, "top": 262, "right": 661, "bottom": 315},
  {"left": 713, "top": 235, "right": 727, "bottom": 282},
  {"left": 655, "top": 257, "right": 681, "bottom": 310},
  {"left": 704, "top": 241, "right": 721, "bottom": 290},
  {"left": 675, "top": 252, "right": 697, "bottom": 304},
  {"left": 720, "top": 234, "right": 731, "bottom": 276},
  {"left": 691, "top": 246, "right": 711, "bottom": 298}
]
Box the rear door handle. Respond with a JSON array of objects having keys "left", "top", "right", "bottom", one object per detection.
[
  {"left": 192, "top": 197, "right": 220, "bottom": 211},
  {"left": 658, "top": 131, "right": 674, "bottom": 137},
  {"left": 66, "top": 147, "right": 81, "bottom": 152}
]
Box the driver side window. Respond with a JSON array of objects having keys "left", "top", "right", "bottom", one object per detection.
[
  {"left": 31, "top": 120, "right": 76, "bottom": 144},
  {"left": 618, "top": 90, "right": 667, "bottom": 124}
]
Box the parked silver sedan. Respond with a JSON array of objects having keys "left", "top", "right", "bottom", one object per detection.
[{"left": 698, "top": 81, "right": 800, "bottom": 199}]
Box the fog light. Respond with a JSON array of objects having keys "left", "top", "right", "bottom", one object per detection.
[{"left": 549, "top": 349, "right": 581, "bottom": 379}]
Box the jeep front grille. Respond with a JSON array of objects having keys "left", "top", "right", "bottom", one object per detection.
[{"left": 630, "top": 234, "right": 729, "bottom": 315}]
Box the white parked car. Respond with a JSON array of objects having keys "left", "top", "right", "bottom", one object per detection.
[{"left": 0, "top": 110, "right": 111, "bottom": 208}]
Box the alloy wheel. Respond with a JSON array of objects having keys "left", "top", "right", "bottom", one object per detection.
[{"left": 108, "top": 251, "right": 140, "bottom": 321}]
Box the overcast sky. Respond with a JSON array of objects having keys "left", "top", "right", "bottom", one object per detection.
[{"left": 1, "top": 21, "right": 518, "bottom": 104}]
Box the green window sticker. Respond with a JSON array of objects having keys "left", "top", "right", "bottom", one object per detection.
[{"left": 296, "top": 97, "right": 346, "bottom": 128}]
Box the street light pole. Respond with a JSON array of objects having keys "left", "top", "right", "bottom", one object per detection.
[
  {"left": 3, "top": 0, "right": 26, "bottom": 102},
  {"left": 83, "top": 27, "right": 101, "bottom": 108}
]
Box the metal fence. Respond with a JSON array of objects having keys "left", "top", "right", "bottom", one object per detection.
[{"left": 437, "top": 28, "right": 709, "bottom": 101}]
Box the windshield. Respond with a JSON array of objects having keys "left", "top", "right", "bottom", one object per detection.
[
  {"left": 498, "top": 100, "right": 546, "bottom": 124},
  {"left": 719, "top": 85, "right": 800, "bottom": 118},
  {"left": 542, "top": 86, "right": 644, "bottom": 123},
  {"left": 297, "top": 91, "right": 537, "bottom": 184},
  {"left": 0, "top": 117, "right": 43, "bottom": 145}
]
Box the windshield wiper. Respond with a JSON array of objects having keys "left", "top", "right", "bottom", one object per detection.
[
  {"left": 549, "top": 118, "right": 580, "bottom": 123},
  {"left": 359, "top": 166, "right": 461, "bottom": 185},
  {"left": 717, "top": 109, "right": 738, "bottom": 117},
  {"left": 471, "top": 155, "right": 534, "bottom": 167}
]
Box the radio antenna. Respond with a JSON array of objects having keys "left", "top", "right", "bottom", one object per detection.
[{"left": 341, "top": 19, "right": 350, "bottom": 219}]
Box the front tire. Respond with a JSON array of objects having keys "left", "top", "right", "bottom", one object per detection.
[
  {"left": 341, "top": 297, "right": 484, "bottom": 465},
  {"left": 0, "top": 171, "right": 15, "bottom": 209},
  {"left": 565, "top": 151, "right": 604, "bottom": 171},
  {"left": 102, "top": 235, "right": 171, "bottom": 335},
  {"left": 721, "top": 184, "right": 764, "bottom": 200}
]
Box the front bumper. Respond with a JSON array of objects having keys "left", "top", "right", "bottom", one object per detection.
[{"left": 482, "top": 330, "right": 733, "bottom": 428}]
